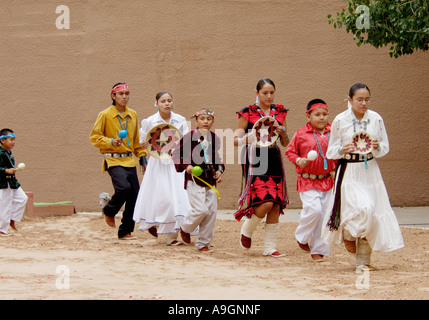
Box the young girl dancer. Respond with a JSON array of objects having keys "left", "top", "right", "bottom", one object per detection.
[
  {"left": 234, "top": 78, "right": 290, "bottom": 257},
  {"left": 322, "top": 83, "right": 404, "bottom": 270},
  {"left": 133, "top": 92, "right": 191, "bottom": 245}
]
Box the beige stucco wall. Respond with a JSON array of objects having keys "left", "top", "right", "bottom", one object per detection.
[{"left": 1, "top": 0, "right": 428, "bottom": 212}]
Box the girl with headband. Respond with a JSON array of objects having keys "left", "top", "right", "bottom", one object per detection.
[
  {"left": 233, "top": 78, "right": 290, "bottom": 258},
  {"left": 321, "top": 83, "right": 404, "bottom": 271},
  {"left": 133, "top": 92, "right": 191, "bottom": 246}
]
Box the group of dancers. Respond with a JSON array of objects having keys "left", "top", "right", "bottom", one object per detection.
[
  {"left": 87, "top": 79, "right": 404, "bottom": 270},
  {"left": 0, "top": 78, "right": 405, "bottom": 271}
]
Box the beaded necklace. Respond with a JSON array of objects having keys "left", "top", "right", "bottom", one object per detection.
[
  {"left": 117, "top": 115, "right": 130, "bottom": 145},
  {"left": 351, "top": 109, "right": 370, "bottom": 133},
  {"left": 255, "top": 104, "right": 276, "bottom": 121},
  {"left": 313, "top": 131, "right": 329, "bottom": 170}
]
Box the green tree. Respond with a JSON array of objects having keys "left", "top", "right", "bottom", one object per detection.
[{"left": 328, "top": 0, "right": 429, "bottom": 58}]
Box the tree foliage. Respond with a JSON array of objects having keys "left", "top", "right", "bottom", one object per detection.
[{"left": 328, "top": 0, "right": 429, "bottom": 58}]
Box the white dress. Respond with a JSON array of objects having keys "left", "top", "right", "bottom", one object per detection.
[
  {"left": 133, "top": 111, "right": 192, "bottom": 235},
  {"left": 321, "top": 103, "right": 404, "bottom": 252}
]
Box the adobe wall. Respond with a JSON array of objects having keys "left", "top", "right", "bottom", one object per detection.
[{"left": 1, "top": 0, "right": 428, "bottom": 211}]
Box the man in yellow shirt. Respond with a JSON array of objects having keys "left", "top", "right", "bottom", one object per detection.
[{"left": 90, "top": 83, "right": 147, "bottom": 240}]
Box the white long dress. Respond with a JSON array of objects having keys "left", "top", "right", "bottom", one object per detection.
[
  {"left": 133, "top": 111, "right": 192, "bottom": 235},
  {"left": 321, "top": 103, "right": 404, "bottom": 253}
]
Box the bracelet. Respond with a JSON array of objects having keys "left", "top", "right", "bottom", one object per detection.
[
  {"left": 110, "top": 138, "right": 114, "bottom": 145},
  {"left": 296, "top": 157, "right": 301, "bottom": 164},
  {"left": 237, "top": 137, "right": 244, "bottom": 145}
]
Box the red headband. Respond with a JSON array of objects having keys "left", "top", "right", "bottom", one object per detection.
[
  {"left": 306, "top": 103, "right": 328, "bottom": 114},
  {"left": 111, "top": 84, "right": 130, "bottom": 95}
]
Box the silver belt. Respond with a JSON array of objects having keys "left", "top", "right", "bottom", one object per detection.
[
  {"left": 300, "top": 172, "right": 334, "bottom": 180},
  {"left": 103, "top": 152, "right": 132, "bottom": 158},
  {"left": 344, "top": 152, "right": 373, "bottom": 162}
]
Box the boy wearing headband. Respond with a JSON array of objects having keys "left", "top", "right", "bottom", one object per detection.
[
  {"left": 0, "top": 129, "right": 28, "bottom": 236},
  {"left": 171, "top": 108, "right": 225, "bottom": 253},
  {"left": 90, "top": 83, "right": 147, "bottom": 240},
  {"left": 285, "top": 99, "right": 336, "bottom": 262}
]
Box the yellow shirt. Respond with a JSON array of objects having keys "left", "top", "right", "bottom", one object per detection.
[{"left": 90, "top": 105, "right": 147, "bottom": 172}]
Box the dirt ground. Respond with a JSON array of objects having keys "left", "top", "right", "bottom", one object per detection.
[{"left": 0, "top": 213, "right": 428, "bottom": 300}]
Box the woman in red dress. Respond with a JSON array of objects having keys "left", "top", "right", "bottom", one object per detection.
[{"left": 234, "top": 78, "right": 290, "bottom": 257}]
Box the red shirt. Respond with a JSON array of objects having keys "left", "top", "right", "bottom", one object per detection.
[{"left": 285, "top": 122, "right": 336, "bottom": 192}]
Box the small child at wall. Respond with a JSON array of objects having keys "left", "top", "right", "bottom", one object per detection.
[
  {"left": 171, "top": 108, "right": 225, "bottom": 253},
  {"left": 0, "top": 129, "right": 28, "bottom": 236},
  {"left": 285, "top": 99, "right": 336, "bottom": 262}
]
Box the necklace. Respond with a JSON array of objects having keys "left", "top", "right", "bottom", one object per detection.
[
  {"left": 351, "top": 110, "right": 370, "bottom": 133},
  {"left": 255, "top": 104, "right": 276, "bottom": 121},
  {"left": 313, "top": 132, "right": 329, "bottom": 170},
  {"left": 117, "top": 115, "right": 130, "bottom": 145}
]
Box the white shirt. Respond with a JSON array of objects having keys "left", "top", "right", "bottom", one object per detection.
[
  {"left": 327, "top": 103, "right": 390, "bottom": 160},
  {"left": 139, "top": 111, "right": 189, "bottom": 144}
]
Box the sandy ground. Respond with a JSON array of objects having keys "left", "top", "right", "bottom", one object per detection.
[{"left": 0, "top": 213, "right": 428, "bottom": 301}]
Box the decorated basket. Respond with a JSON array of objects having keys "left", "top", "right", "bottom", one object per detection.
[
  {"left": 146, "top": 123, "right": 182, "bottom": 159},
  {"left": 351, "top": 130, "right": 373, "bottom": 154},
  {"left": 252, "top": 116, "right": 279, "bottom": 148}
]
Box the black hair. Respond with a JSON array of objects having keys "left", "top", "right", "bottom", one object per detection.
[
  {"left": 0, "top": 128, "right": 13, "bottom": 136},
  {"left": 0, "top": 128, "right": 13, "bottom": 144},
  {"left": 306, "top": 99, "right": 327, "bottom": 112},
  {"left": 155, "top": 91, "right": 172, "bottom": 101},
  {"left": 348, "top": 83, "right": 370, "bottom": 98},
  {"left": 111, "top": 82, "right": 126, "bottom": 106},
  {"left": 256, "top": 78, "right": 276, "bottom": 92}
]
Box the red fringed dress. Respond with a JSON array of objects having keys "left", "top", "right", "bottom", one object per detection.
[{"left": 234, "top": 104, "right": 289, "bottom": 221}]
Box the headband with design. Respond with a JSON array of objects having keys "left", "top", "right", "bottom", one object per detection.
[
  {"left": 0, "top": 133, "right": 15, "bottom": 139},
  {"left": 111, "top": 84, "right": 130, "bottom": 95},
  {"left": 191, "top": 108, "right": 215, "bottom": 119},
  {"left": 306, "top": 103, "right": 328, "bottom": 114}
]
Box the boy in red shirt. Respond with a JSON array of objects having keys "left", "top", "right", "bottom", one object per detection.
[{"left": 285, "top": 99, "right": 336, "bottom": 262}]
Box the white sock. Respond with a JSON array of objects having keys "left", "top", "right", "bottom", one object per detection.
[
  {"left": 263, "top": 223, "right": 284, "bottom": 256},
  {"left": 241, "top": 214, "right": 262, "bottom": 238},
  {"left": 356, "top": 237, "right": 372, "bottom": 266}
]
